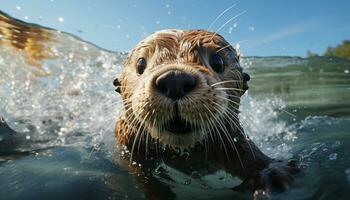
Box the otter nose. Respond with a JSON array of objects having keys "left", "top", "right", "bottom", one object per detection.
[{"left": 155, "top": 71, "right": 197, "bottom": 100}]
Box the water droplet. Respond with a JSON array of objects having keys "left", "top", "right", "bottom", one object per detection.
[
  {"left": 16, "top": 5, "right": 22, "bottom": 10},
  {"left": 23, "top": 127, "right": 30, "bottom": 133},
  {"left": 58, "top": 17, "right": 64, "bottom": 22},
  {"left": 25, "top": 135, "right": 31, "bottom": 140},
  {"left": 228, "top": 27, "right": 233, "bottom": 34},
  {"left": 249, "top": 26, "right": 255, "bottom": 31},
  {"left": 344, "top": 69, "right": 349, "bottom": 74},
  {"left": 235, "top": 43, "right": 240, "bottom": 50},
  {"left": 24, "top": 16, "right": 29, "bottom": 20},
  {"left": 167, "top": 11, "right": 171, "bottom": 15},
  {"left": 155, "top": 20, "right": 160, "bottom": 25},
  {"left": 328, "top": 153, "right": 337, "bottom": 160}
]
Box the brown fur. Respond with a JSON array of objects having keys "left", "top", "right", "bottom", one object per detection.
[{"left": 114, "top": 29, "right": 299, "bottom": 199}]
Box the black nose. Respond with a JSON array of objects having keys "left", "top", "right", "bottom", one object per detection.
[{"left": 155, "top": 71, "right": 197, "bottom": 100}]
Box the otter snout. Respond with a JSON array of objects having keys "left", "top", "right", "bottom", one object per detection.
[{"left": 154, "top": 70, "right": 197, "bottom": 100}]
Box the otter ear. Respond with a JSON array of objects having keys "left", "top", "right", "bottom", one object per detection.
[
  {"left": 242, "top": 72, "right": 250, "bottom": 92},
  {"left": 113, "top": 78, "right": 121, "bottom": 94}
]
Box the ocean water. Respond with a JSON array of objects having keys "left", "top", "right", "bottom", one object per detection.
[{"left": 1, "top": 13, "right": 350, "bottom": 200}]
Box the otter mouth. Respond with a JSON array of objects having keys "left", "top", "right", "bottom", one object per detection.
[
  {"left": 164, "top": 105, "right": 199, "bottom": 134},
  {"left": 165, "top": 115, "right": 194, "bottom": 134}
]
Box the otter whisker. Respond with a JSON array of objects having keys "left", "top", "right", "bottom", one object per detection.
[
  {"left": 137, "top": 100, "right": 162, "bottom": 157},
  {"left": 147, "top": 111, "right": 158, "bottom": 159},
  {"left": 207, "top": 3, "right": 238, "bottom": 31},
  {"left": 130, "top": 110, "right": 151, "bottom": 163},
  {"left": 198, "top": 112, "right": 209, "bottom": 161},
  {"left": 188, "top": 96, "right": 209, "bottom": 159},
  {"left": 214, "top": 87, "right": 245, "bottom": 92},
  {"left": 209, "top": 96, "right": 257, "bottom": 161},
  {"left": 211, "top": 11, "right": 247, "bottom": 40},
  {"left": 227, "top": 113, "right": 257, "bottom": 161},
  {"left": 202, "top": 104, "right": 231, "bottom": 160},
  {"left": 216, "top": 44, "right": 233, "bottom": 53},
  {"left": 217, "top": 96, "right": 241, "bottom": 107},
  {"left": 210, "top": 79, "right": 243, "bottom": 87},
  {"left": 115, "top": 102, "right": 135, "bottom": 123},
  {"left": 210, "top": 99, "right": 256, "bottom": 161},
  {"left": 201, "top": 96, "right": 244, "bottom": 159},
  {"left": 226, "top": 94, "right": 241, "bottom": 99},
  {"left": 205, "top": 101, "right": 246, "bottom": 171},
  {"left": 216, "top": 39, "right": 250, "bottom": 53}
]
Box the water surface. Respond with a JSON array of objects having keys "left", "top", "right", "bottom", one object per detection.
[{"left": 1, "top": 13, "right": 350, "bottom": 200}]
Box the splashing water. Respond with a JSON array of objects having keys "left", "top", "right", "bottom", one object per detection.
[
  {"left": 0, "top": 28, "right": 124, "bottom": 150},
  {"left": 240, "top": 95, "right": 296, "bottom": 159},
  {"left": 1, "top": 12, "right": 350, "bottom": 200},
  {"left": 0, "top": 15, "right": 297, "bottom": 158}
]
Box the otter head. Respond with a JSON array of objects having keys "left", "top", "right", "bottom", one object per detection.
[{"left": 114, "top": 29, "right": 249, "bottom": 149}]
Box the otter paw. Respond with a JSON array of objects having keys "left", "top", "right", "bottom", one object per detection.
[{"left": 233, "top": 159, "right": 300, "bottom": 194}]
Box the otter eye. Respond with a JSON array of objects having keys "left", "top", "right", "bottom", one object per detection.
[
  {"left": 136, "top": 58, "right": 146, "bottom": 75},
  {"left": 209, "top": 54, "right": 224, "bottom": 73}
]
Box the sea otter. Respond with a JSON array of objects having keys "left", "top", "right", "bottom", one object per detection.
[
  {"left": 0, "top": 11, "right": 298, "bottom": 199},
  {"left": 113, "top": 29, "right": 299, "bottom": 199}
]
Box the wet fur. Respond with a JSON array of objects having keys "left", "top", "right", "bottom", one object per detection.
[
  {"left": 114, "top": 29, "right": 299, "bottom": 199},
  {"left": 0, "top": 11, "right": 299, "bottom": 199}
]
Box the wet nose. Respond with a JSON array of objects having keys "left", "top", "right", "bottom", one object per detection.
[{"left": 155, "top": 70, "right": 197, "bottom": 100}]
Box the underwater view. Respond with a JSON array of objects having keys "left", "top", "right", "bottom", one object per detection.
[{"left": 1, "top": 1, "right": 350, "bottom": 200}]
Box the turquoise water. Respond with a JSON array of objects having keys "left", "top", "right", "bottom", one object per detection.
[{"left": 1, "top": 13, "right": 350, "bottom": 200}]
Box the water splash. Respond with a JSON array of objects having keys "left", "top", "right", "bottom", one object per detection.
[
  {"left": 240, "top": 95, "right": 296, "bottom": 158},
  {"left": 0, "top": 22, "right": 124, "bottom": 150},
  {"left": 0, "top": 12, "right": 297, "bottom": 160}
]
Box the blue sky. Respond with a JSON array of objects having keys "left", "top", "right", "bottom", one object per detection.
[{"left": 1, "top": 0, "right": 350, "bottom": 56}]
